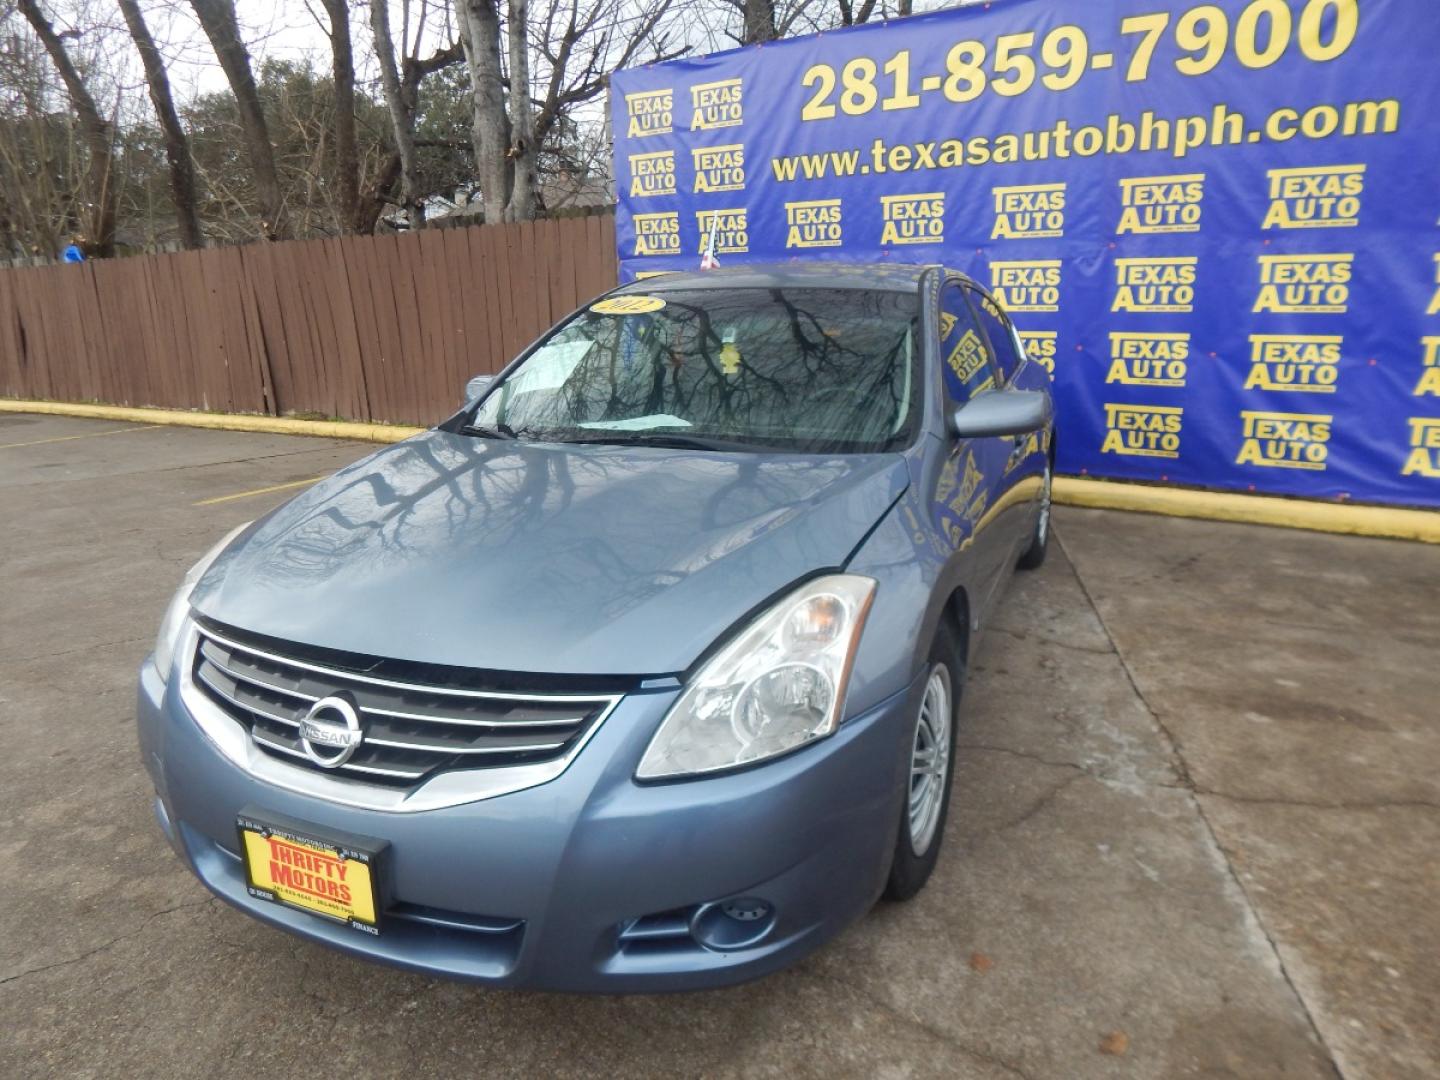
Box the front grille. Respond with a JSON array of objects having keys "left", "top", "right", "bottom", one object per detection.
[{"left": 191, "top": 623, "right": 620, "bottom": 788}]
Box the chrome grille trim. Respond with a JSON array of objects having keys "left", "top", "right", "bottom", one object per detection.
[
  {"left": 250, "top": 730, "right": 426, "bottom": 780},
  {"left": 196, "top": 627, "right": 608, "bottom": 781},
  {"left": 196, "top": 655, "right": 447, "bottom": 782},
  {"left": 196, "top": 642, "right": 585, "bottom": 729},
  {"left": 364, "top": 734, "right": 567, "bottom": 756},
  {"left": 196, "top": 663, "right": 300, "bottom": 727},
  {"left": 196, "top": 657, "right": 571, "bottom": 759},
  {"left": 199, "top": 625, "right": 608, "bottom": 703},
  {"left": 176, "top": 620, "right": 627, "bottom": 813}
]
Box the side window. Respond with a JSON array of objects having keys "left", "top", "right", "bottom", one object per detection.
[
  {"left": 969, "top": 288, "right": 1023, "bottom": 384},
  {"left": 938, "top": 282, "right": 995, "bottom": 405}
]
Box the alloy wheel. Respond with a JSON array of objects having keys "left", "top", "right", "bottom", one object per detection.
[{"left": 908, "top": 664, "right": 953, "bottom": 857}]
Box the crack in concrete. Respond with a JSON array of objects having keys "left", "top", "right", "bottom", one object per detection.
[
  {"left": 981, "top": 772, "right": 1085, "bottom": 841},
  {"left": 987, "top": 624, "right": 1115, "bottom": 656},
  {"left": 0, "top": 896, "right": 217, "bottom": 988},
  {"left": 2, "top": 635, "right": 149, "bottom": 665},
  {"left": 291, "top": 941, "right": 341, "bottom": 1013},
  {"left": 958, "top": 742, "right": 1090, "bottom": 774},
  {"left": 1196, "top": 789, "right": 1440, "bottom": 814},
  {"left": 797, "top": 967, "right": 1037, "bottom": 1080},
  {"left": 957, "top": 740, "right": 1185, "bottom": 800},
  {"left": 1056, "top": 531, "right": 1346, "bottom": 1080}
]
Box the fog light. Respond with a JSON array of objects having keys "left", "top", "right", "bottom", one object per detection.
[
  {"left": 721, "top": 898, "right": 771, "bottom": 922},
  {"left": 690, "top": 897, "right": 776, "bottom": 952}
]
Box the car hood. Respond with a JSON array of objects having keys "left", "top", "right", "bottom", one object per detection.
[{"left": 192, "top": 431, "right": 908, "bottom": 676}]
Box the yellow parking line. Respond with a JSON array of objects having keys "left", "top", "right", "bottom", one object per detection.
[
  {"left": 0, "top": 424, "right": 163, "bottom": 449},
  {"left": 195, "top": 477, "right": 323, "bottom": 507}
]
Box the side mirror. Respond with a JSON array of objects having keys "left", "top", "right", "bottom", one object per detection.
[
  {"left": 949, "top": 389, "right": 1050, "bottom": 439},
  {"left": 463, "top": 374, "right": 494, "bottom": 404}
]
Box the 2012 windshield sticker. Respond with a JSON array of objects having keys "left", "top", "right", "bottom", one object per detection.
[{"left": 592, "top": 296, "right": 666, "bottom": 315}]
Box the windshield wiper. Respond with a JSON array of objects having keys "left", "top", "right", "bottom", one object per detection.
[
  {"left": 556, "top": 431, "right": 749, "bottom": 452},
  {"left": 459, "top": 420, "right": 517, "bottom": 439}
]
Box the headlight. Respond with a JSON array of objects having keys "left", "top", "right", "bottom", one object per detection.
[
  {"left": 637, "top": 575, "right": 876, "bottom": 780},
  {"left": 153, "top": 522, "right": 250, "bottom": 682}
]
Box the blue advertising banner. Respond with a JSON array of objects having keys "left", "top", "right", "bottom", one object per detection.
[{"left": 611, "top": 0, "right": 1440, "bottom": 508}]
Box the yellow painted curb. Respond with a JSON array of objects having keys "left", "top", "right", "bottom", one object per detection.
[
  {"left": 0, "top": 399, "right": 423, "bottom": 444},
  {"left": 1055, "top": 477, "right": 1439, "bottom": 545}
]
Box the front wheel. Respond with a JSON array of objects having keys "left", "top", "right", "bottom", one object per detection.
[
  {"left": 1016, "top": 458, "right": 1052, "bottom": 571},
  {"left": 884, "top": 627, "right": 963, "bottom": 902}
]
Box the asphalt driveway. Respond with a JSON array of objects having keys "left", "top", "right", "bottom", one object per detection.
[{"left": 1, "top": 413, "right": 1435, "bottom": 1079}]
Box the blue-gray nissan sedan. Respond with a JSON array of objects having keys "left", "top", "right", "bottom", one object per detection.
[{"left": 137, "top": 263, "right": 1054, "bottom": 991}]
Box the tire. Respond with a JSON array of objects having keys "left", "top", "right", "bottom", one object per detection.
[
  {"left": 883, "top": 624, "right": 964, "bottom": 902},
  {"left": 1016, "top": 456, "right": 1052, "bottom": 571}
]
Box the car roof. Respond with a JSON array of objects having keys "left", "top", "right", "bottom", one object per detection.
[{"left": 615, "top": 262, "right": 978, "bottom": 294}]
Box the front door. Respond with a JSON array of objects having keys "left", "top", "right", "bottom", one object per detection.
[
  {"left": 965, "top": 284, "right": 1036, "bottom": 572},
  {"left": 934, "top": 279, "right": 1011, "bottom": 625}
]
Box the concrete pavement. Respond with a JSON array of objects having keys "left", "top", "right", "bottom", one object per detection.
[{"left": 1, "top": 413, "right": 1434, "bottom": 1078}]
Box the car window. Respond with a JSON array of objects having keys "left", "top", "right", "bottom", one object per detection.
[
  {"left": 967, "top": 287, "right": 1023, "bottom": 385},
  {"left": 938, "top": 281, "right": 995, "bottom": 406},
  {"left": 469, "top": 287, "right": 921, "bottom": 453}
]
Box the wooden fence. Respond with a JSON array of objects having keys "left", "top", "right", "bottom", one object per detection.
[{"left": 0, "top": 213, "right": 619, "bottom": 426}]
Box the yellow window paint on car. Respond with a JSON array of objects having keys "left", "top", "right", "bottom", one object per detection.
[
  {"left": 720, "top": 342, "right": 742, "bottom": 374},
  {"left": 591, "top": 295, "right": 666, "bottom": 315}
]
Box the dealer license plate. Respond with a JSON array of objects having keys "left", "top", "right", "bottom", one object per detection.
[{"left": 237, "top": 810, "right": 384, "bottom": 934}]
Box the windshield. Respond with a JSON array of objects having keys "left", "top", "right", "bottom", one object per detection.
[{"left": 464, "top": 287, "right": 920, "bottom": 452}]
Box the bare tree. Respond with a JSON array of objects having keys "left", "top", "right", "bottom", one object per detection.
[
  {"left": 530, "top": 0, "right": 684, "bottom": 167},
  {"left": 718, "top": 0, "right": 836, "bottom": 43},
  {"left": 367, "top": 1, "right": 468, "bottom": 231},
  {"left": 838, "top": 0, "right": 912, "bottom": 22},
  {"left": 835, "top": 0, "right": 877, "bottom": 25},
  {"left": 504, "top": 0, "right": 536, "bottom": 221},
  {"left": 319, "top": 0, "right": 360, "bottom": 233},
  {"left": 16, "top": 0, "right": 117, "bottom": 254},
  {"left": 188, "top": 0, "right": 288, "bottom": 239},
  {"left": 453, "top": 0, "right": 684, "bottom": 222},
  {"left": 0, "top": 36, "right": 78, "bottom": 257},
  {"left": 740, "top": 0, "right": 775, "bottom": 42},
  {"left": 370, "top": 0, "right": 425, "bottom": 228},
  {"left": 117, "top": 0, "right": 202, "bottom": 248},
  {"left": 688, "top": 0, "right": 838, "bottom": 49},
  {"left": 454, "top": 0, "right": 510, "bottom": 222},
  {"left": 4, "top": 0, "right": 702, "bottom": 251}
]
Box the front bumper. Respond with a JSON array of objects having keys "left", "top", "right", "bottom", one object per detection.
[{"left": 138, "top": 653, "right": 923, "bottom": 992}]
